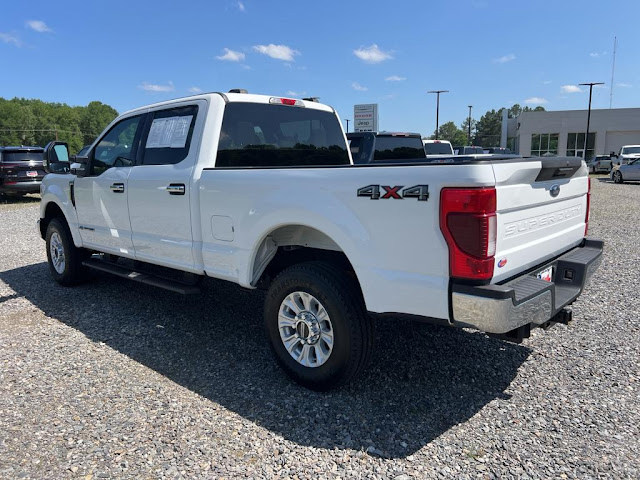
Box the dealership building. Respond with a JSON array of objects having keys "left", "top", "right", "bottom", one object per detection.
[{"left": 505, "top": 108, "right": 640, "bottom": 159}]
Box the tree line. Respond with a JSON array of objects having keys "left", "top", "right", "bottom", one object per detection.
[
  {"left": 0, "top": 97, "right": 118, "bottom": 154},
  {"left": 429, "top": 104, "right": 545, "bottom": 147}
]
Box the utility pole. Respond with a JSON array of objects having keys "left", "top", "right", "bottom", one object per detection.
[
  {"left": 467, "top": 105, "right": 473, "bottom": 145},
  {"left": 579, "top": 82, "right": 604, "bottom": 159},
  {"left": 428, "top": 90, "right": 448, "bottom": 139},
  {"left": 344, "top": 119, "right": 350, "bottom": 133}
]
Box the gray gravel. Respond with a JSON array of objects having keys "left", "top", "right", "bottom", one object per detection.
[{"left": 0, "top": 177, "right": 638, "bottom": 479}]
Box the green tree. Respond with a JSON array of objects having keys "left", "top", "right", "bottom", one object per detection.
[
  {"left": 0, "top": 97, "right": 118, "bottom": 154},
  {"left": 474, "top": 109, "right": 503, "bottom": 147},
  {"left": 429, "top": 121, "right": 467, "bottom": 145}
]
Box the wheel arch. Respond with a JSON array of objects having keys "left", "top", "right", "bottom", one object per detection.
[
  {"left": 250, "top": 224, "right": 365, "bottom": 303},
  {"left": 40, "top": 200, "right": 81, "bottom": 246}
]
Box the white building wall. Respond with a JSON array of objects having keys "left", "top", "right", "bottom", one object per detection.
[{"left": 515, "top": 108, "right": 640, "bottom": 157}]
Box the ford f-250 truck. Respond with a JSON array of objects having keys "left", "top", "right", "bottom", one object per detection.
[{"left": 39, "top": 91, "right": 603, "bottom": 390}]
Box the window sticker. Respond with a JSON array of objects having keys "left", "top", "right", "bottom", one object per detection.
[{"left": 146, "top": 115, "right": 193, "bottom": 149}]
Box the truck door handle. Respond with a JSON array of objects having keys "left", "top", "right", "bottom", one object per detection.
[
  {"left": 166, "top": 183, "right": 185, "bottom": 195},
  {"left": 110, "top": 183, "right": 125, "bottom": 193}
]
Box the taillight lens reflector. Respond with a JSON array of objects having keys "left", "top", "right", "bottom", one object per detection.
[
  {"left": 440, "top": 187, "right": 497, "bottom": 281},
  {"left": 585, "top": 176, "right": 591, "bottom": 236}
]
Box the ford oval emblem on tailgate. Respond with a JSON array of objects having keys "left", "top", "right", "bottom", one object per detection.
[{"left": 550, "top": 184, "right": 560, "bottom": 197}]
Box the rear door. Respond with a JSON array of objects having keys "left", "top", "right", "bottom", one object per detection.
[
  {"left": 492, "top": 157, "right": 588, "bottom": 282},
  {"left": 127, "top": 101, "right": 204, "bottom": 271}
]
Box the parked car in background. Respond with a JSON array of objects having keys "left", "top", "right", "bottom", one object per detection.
[
  {"left": 588, "top": 155, "right": 613, "bottom": 174},
  {"left": 423, "top": 139, "right": 454, "bottom": 158},
  {"left": 484, "top": 147, "right": 512, "bottom": 154},
  {"left": 347, "top": 131, "right": 426, "bottom": 164},
  {"left": 611, "top": 158, "right": 640, "bottom": 183},
  {"left": 613, "top": 145, "right": 640, "bottom": 166},
  {"left": 0, "top": 146, "right": 45, "bottom": 196},
  {"left": 453, "top": 146, "right": 485, "bottom": 155}
]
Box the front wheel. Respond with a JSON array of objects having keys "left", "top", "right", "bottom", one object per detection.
[
  {"left": 613, "top": 170, "right": 623, "bottom": 184},
  {"left": 45, "top": 218, "right": 89, "bottom": 286},
  {"left": 264, "top": 262, "right": 373, "bottom": 391}
]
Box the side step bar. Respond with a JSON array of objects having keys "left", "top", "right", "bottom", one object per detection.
[{"left": 82, "top": 258, "right": 202, "bottom": 295}]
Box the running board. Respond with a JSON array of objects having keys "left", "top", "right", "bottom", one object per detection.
[{"left": 82, "top": 258, "right": 201, "bottom": 295}]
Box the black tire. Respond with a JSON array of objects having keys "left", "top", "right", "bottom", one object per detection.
[
  {"left": 264, "top": 261, "right": 373, "bottom": 391},
  {"left": 45, "top": 218, "right": 89, "bottom": 286},
  {"left": 613, "top": 170, "right": 623, "bottom": 184}
]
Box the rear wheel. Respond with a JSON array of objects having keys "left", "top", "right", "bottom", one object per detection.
[
  {"left": 46, "top": 218, "right": 89, "bottom": 286},
  {"left": 613, "top": 170, "right": 623, "bottom": 184},
  {"left": 264, "top": 262, "right": 373, "bottom": 391}
]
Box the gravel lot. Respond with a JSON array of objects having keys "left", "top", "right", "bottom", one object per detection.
[{"left": 0, "top": 178, "right": 638, "bottom": 479}]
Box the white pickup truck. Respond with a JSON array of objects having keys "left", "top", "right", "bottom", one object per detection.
[{"left": 39, "top": 91, "right": 603, "bottom": 390}]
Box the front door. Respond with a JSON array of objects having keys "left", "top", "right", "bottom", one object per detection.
[
  {"left": 74, "top": 114, "right": 144, "bottom": 256},
  {"left": 127, "top": 104, "right": 201, "bottom": 271}
]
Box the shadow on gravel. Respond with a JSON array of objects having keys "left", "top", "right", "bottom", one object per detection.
[
  {"left": 0, "top": 194, "right": 40, "bottom": 205},
  {"left": 1, "top": 263, "right": 531, "bottom": 459}
]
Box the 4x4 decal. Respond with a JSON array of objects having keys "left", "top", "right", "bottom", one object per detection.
[{"left": 357, "top": 184, "right": 429, "bottom": 201}]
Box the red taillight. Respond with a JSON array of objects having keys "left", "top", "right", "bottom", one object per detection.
[
  {"left": 584, "top": 176, "right": 591, "bottom": 236},
  {"left": 440, "top": 187, "right": 497, "bottom": 281}
]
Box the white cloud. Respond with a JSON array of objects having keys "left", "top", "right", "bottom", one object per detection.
[
  {"left": 286, "top": 90, "right": 306, "bottom": 97},
  {"left": 188, "top": 87, "right": 202, "bottom": 94},
  {"left": 385, "top": 75, "right": 406, "bottom": 82},
  {"left": 216, "top": 48, "right": 245, "bottom": 62},
  {"left": 139, "top": 81, "right": 175, "bottom": 93},
  {"left": 616, "top": 82, "right": 632, "bottom": 88},
  {"left": 493, "top": 53, "right": 516, "bottom": 64},
  {"left": 524, "top": 97, "right": 548, "bottom": 105},
  {"left": 543, "top": 80, "right": 552, "bottom": 85},
  {"left": 590, "top": 51, "right": 606, "bottom": 58},
  {"left": 353, "top": 44, "right": 393, "bottom": 63},
  {"left": 235, "top": 1, "right": 245, "bottom": 11},
  {"left": 561, "top": 84, "right": 582, "bottom": 93},
  {"left": 352, "top": 82, "right": 368, "bottom": 92},
  {"left": 26, "top": 20, "right": 52, "bottom": 33},
  {"left": 253, "top": 44, "right": 299, "bottom": 62},
  {"left": 0, "top": 32, "right": 20, "bottom": 46}
]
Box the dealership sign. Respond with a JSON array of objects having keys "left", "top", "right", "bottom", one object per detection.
[{"left": 354, "top": 104, "right": 378, "bottom": 132}]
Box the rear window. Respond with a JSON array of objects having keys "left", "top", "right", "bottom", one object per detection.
[
  {"left": 216, "top": 103, "right": 349, "bottom": 168},
  {"left": 424, "top": 142, "right": 453, "bottom": 154},
  {"left": 373, "top": 137, "right": 425, "bottom": 160},
  {"left": 622, "top": 147, "right": 640, "bottom": 154},
  {"left": 2, "top": 151, "right": 43, "bottom": 163}
]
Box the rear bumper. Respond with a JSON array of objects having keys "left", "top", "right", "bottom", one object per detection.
[
  {"left": 451, "top": 238, "right": 603, "bottom": 334},
  {"left": 0, "top": 180, "right": 41, "bottom": 194}
]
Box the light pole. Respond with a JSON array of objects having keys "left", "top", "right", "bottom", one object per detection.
[
  {"left": 428, "top": 90, "right": 448, "bottom": 139},
  {"left": 579, "top": 82, "right": 604, "bottom": 159},
  {"left": 467, "top": 105, "right": 473, "bottom": 145},
  {"left": 344, "top": 119, "right": 350, "bottom": 133}
]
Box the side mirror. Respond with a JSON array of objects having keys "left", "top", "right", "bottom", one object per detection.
[
  {"left": 70, "top": 160, "right": 89, "bottom": 177},
  {"left": 43, "top": 141, "right": 71, "bottom": 174}
]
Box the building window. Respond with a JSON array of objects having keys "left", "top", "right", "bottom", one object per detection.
[
  {"left": 566, "top": 132, "right": 595, "bottom": 159},
  {"left": 531, "top": 133, "right": 559, "bottom": 156}
]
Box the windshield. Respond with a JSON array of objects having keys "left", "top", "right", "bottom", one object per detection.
[
  {"left": 622, "top": 147, "right": 640, "bottom": 154},
  {"left": 216, "top": 103, "right": 349, "bottom": 167},
  {"left": 373, "top": 136, "right": 425, "bottom": 160},
  {"left": 424, "top": 142, "right": 453, "bottom": 154},
  {"left": 2, "top": 151, "right": 43, "bottom": 163}
]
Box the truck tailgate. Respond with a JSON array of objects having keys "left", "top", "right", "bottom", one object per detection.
[{"left": 492, "top": 157, "right": 588, "bottom": 283}]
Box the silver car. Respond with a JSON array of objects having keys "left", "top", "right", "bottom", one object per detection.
[{"left": 612, "top": 158, "right": 640, "bottom": 183}]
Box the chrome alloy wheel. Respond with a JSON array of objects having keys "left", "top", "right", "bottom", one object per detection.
[
  {"left": 278, "top": 291, "right": 334, "bottom": 367},
  {"left": 49, "top": 232, "right": 66, "bottom": 274}
]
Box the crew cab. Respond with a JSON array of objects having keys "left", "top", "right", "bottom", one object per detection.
[
  {"left": 0, "top": 146, "right": 45, "bottom": 196},
  {"left": 39, "top": 91, "right": 603, "bottom": 390}
]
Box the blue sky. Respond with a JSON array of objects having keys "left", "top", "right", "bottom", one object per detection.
[{"left": 1, "top": 0, "right": 639, "bottom": 136}]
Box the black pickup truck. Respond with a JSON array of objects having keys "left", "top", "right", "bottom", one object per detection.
[{"left": 347, "top": 131, "right": 427, "bottom": 164}]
